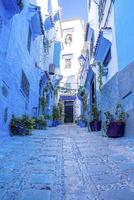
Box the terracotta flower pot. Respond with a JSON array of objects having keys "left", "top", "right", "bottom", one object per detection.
[
  {"left": 106, "top": 121, "right": 125, "bottom": 138},
  {"left": 90, "top": 121, "right": 101, "bottom": 131}
]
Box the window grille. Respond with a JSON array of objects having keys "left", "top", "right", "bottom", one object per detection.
[
  {"left": 21, "top": 70, "right": 30, "bottom": 98},
  {"left": 27, "top": 26, "right": 32, "bottom": 52},
  {"left": 65, "top": 59, "right": 72, "bottom": 69}
]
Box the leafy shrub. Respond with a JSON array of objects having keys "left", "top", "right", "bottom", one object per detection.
[
  {"left": 10, "top": 115, "right": 33, "bottom": 136},
  {"left": 52, "top": 106, "right": 60, "bottom": 120},
  {"left": 36, "top": 116, "right": 47, "bottom": 130},
  {"left": 91, "top": 104, "right": 100, "bottom": 121}
]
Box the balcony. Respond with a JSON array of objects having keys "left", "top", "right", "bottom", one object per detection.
[
  {"left": 1, "top": 0, "right": 23, "bottom": 19},
  {"left": 94, "top": 31, "right": 111, "bottom": 64}
]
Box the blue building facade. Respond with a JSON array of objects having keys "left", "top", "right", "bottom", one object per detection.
[
  {"left": 0, "top": 0, "right": 43, "bottom": 132},
  {"left": 114, "top": 0, "right": 134, "bottom": 70},
  {"left": 0, "top": 0, "right": 62, "bottom": 134},
  {"left": 89, "top": 0, "right": 134, "bottom": 136}
]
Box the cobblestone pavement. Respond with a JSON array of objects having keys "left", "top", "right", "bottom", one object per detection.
[{"left": 0, "top": 125, "right": 134, "bottom": 200}]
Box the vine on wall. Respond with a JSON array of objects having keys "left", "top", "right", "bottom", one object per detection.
[{"left": 97, "top": 62, "right": 104, "bottom": 91}]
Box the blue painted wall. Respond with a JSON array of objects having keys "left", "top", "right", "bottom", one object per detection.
[
  {"left": 0, "top": 1, "right": 43, "bottom": 132},
  {"left": 114, "top": 0, "right": 134, "bottom": 70}
]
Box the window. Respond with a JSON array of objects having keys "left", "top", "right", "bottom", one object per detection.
[
  {"left": 4, "top": 107, "right": 8, "bottom": 123},
  {"left": 62, "top": 54, "right": 73, "bottom": 69},
  {"left": 1, "top": 81, "right": 8, "bottom": 98},
  {"left": 0, "top": 16, "right": 3, "bottom": 34},
  {"left": 27, "top": 26, "right": 32, "bottom": 52},
  {"left": 65, "top": 59, "right": 71, "bottom": 69},
  {"left": 65, "top": 34, "right": 72, "bottom": 45},
  {"left": 21, "top": 70, "right": 30, "bottom": 98},
  {"left": 90, "top": 32, "right": 94, "bottom": 58},
  {"left": 90, "top": 78, "right": 96, "bottom": 111},
  {"left": 103, "top": 48, "right": 111, "bottom": 66},
  {"left": 64, "top": 83, "right": 71, "bottom": 89}
]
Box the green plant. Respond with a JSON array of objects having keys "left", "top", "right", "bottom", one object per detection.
[
  {"left": 115, "top": 103, "right": 129, "bottom": 122},
  {"left": 78, "top": 86, "right": 86, "bottom": 97},
  {"left": 39, "top": 96, "right": 47, "bottom": 113},
  {"left": 79, "top": 115, "right": 86, "bottom": 121},
  {"left": 102, "top": 111, "right": 113, "bottom": 135},
  {"left": 82, "top": 93, "right": 87, "bottom": 111},
  {"left": 104, "top": 111, "right": 113, "bottom": 126},
  {"left": 52, "top": 106, "right": 60, "bottom": 120},
  {"left": 91, "top": 104, "right": 100, "bottom": 121},
  {"left": 46, "top": 114, "right": 52, "bottom": 120},
  {"left": 36, "top": 116, "right": 47, "bottom": 129},
  {"left": 10, "top": 115, "right": 33, "bottom": 136},
  {"left": 17, "top": 0, "right": 24, "bottom": 10},
  {"left": 97, "top": 62, "right": 104, "bottom": 91},
  {"left": 43, "top": 37, "right": 50, "bottom": 54},
  {"left": 10, "top": 115, "right": 21, "bottom": 133},
  {"left": 22, "top": 115, "right": 35, "bottom": 129},
  {"left": 58, "top": 102, "right": 63, "bottom": 120}
]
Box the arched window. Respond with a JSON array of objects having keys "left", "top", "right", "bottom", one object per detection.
[{"left": 65, "top": 34, "right": 72, "bottom": 45}]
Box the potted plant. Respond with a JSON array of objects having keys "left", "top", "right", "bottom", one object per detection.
[
  {"left": 10, "top": 115, "right": 34, "bottom": 136},
  {"left": 78, "top": 115, "right": 87, "bottom": 128},
  {"left": 36, "top": 116, "right": 47, "bottom": 130},
  {"left": 10, "top": 115, "right": 23, "bottom": 136},
  {"left": 77, "top": 86, "right": 85, "bottom": 101},
  {"left": 58, "top": 101, "right": 64, "bottom": 125},
  {"left": 90, "top": 104, "right": 101, "bottom": 131},
  {"left": 52, "top": 106, "right": 60, "bottom": 127},
  {"left": 106, "top": 103, "right": 129, "bottom": 138},
  {"left": 46, "top": 115, "right": 53, "bottom": 127},
  {"left": 102, "top": 111, "right": 113, "bottom": 137},
  {"left": 39, "top": 96, "right": 47, "bottom": 115}
]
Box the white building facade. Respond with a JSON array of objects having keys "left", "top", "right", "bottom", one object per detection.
[{"left": 60, "top": 19, "right": 85, "bottom": 123}]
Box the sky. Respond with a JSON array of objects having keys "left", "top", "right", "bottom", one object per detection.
[{"left": 58, "top": 0, "right": 88, "bottom": 22}]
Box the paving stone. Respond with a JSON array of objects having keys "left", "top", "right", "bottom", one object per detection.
[
  {"left": 110, "top": 155, "right": 130, "bottom": 163},
  {"left": 87, "top": 164, "right": 111, "bottom": 175},
  {"left": 29, "top": 173, "right": 55, "bottom": 185},
  {"left": 0, "top": 125, "right": 134, "bottom": 199},
  {"left": 0, "top": 173, "right": 15, "bottom": 183},
  {"left": 0, "top": 189, "right": 5, "bottom": 200},
  {"left": 32, "top": 163, "right": 55, "bottom": 172},
  {"left": 18, "top": 189, "right": 51, "bottom": 200},
  {"left": 100, "top": 188, "right": 134, "bottom": 200},
  {"left": 117, "top": 162, "right": 134, "bottom": 171},
  {"left": 91, "top": 174, "right": 121, "bottom": 185}
]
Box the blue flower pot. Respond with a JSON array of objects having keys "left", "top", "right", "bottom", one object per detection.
[
  {"left": 52, "top": 120, "right": 57, "bottom": 127},
  {"left": 79, "top": 120, "right": 87, "bottom": 128},
  {"left": 47, "top": 120, "right": 53, "bottom": 127}
]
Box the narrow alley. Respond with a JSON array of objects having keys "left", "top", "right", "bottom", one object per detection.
[{"left": 0, "top": 125, "right": 134, "bottom": 200}]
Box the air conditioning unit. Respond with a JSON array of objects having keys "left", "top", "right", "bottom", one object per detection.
[{"left": 49, "top": 64, "right": 55, "bottom": 75}]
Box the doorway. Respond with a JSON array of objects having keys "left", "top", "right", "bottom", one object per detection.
[{"left": 64, "top": 101, "right": 73, "bottom": 123}]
